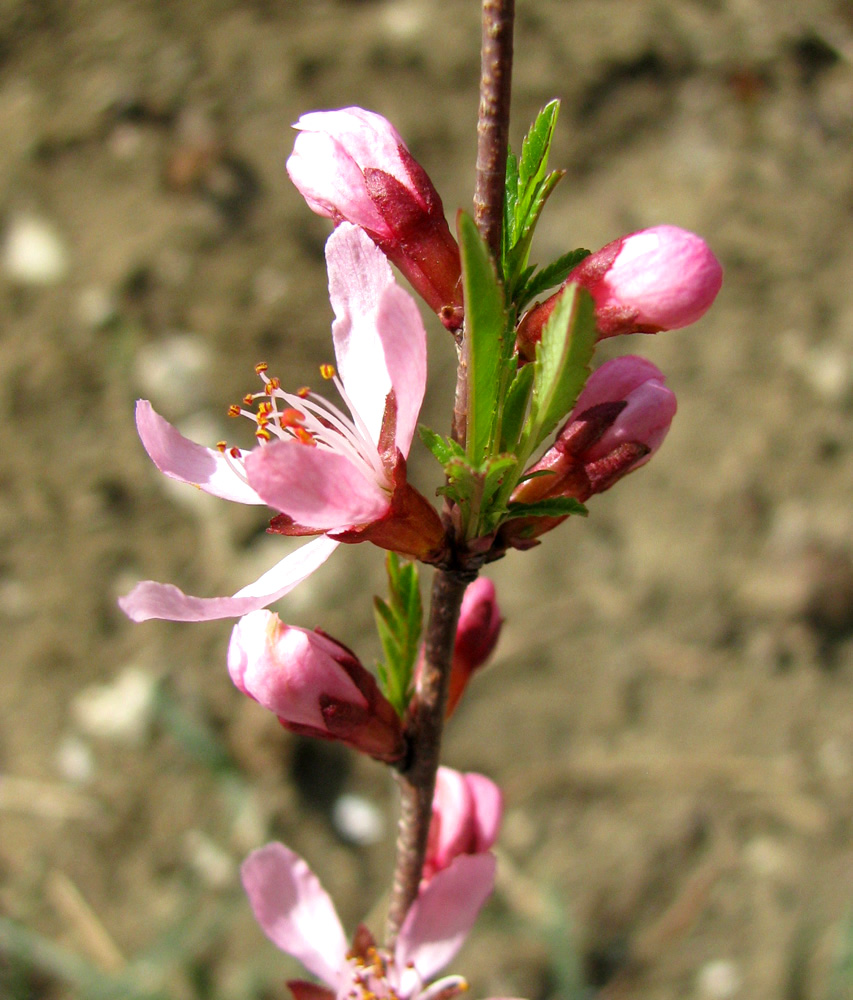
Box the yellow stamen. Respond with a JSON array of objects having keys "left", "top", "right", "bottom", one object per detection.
[
  {"left": 255, "top": 362, "right": 268, "bottom": 374},
  {"left": 227, "top": 404, "right": 241, "bottom": 417},
  {"left": 320, "top": 363, "right": 336, "bottom": 380}
]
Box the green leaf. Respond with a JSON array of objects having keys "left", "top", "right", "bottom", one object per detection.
[
  {"left": 458, "top": 211, "right": 508, "bottom": 464},
  {"left": 418, "top": 425, "right": 465, "bottom": 466},
  {"left": 518, "top": 248, "right": 591, "bottom": 310},
  {"left": 499, "top": 362, "right": 534, "bottom": 453},
  {"left": 527, "top": 283, "right": 597, "bottom": 451},
  {"left": 504, "top": 149, "right": 520, "bottom": 250},
  {"left": 374, "top": 553, "right": 422, "bottom": 717},
  {"left": 518, "top": 100, "right": 560, "bottom": 208},
  {"left": 506, "top": 497, "right": 588, "bottom": 518}
]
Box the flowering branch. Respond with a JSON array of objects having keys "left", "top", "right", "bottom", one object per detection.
[{"left": 386, "top": 0, "right": 517, "bottom": 945}]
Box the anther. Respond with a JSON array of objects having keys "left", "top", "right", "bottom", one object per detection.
[
  {"left": 255, "top": 428, "right": 272, "bottom": 441},
  {"left": 216, "top": 441, "right": 227, "bottom": 452},
  {"left": 320, "top": 363, "right": 336, "bottom": 380},
  {"left": 297, "top": 386, "right": 310, "bottom": 398},
  {"left": 227, "top": 404, "right": 241, "bottom": 417},
  {"left": 255, "top": 362, "right": 268, "bottom": 374},
  {"left": 294, "top": 427, "right": 316, "bottom": 446}
]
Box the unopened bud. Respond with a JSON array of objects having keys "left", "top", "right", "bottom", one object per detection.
[
  {"left": 228, "top": 610, "right": 405, "bottom": 764},
  {"left": 287, "top": 108, "right": 462, "bottom": 329},
  {"left": 423, "top": 766, "right": 502, "bottom": 882},
  {"left": 446, "top": 577, "right": 502, "bottom": 717},
  {"left": 517, "top": 225, "right": 722, "bottom": 357},
  {"left": 502, "top": 356, "right": 676, "bottom": 547}
]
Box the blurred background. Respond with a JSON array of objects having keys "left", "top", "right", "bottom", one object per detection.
[{"left": 2, "top": 1, "right": 853, "bottom": 997}]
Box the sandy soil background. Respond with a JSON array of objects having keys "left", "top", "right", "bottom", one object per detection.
[{"left": 2, "top": 1, "right": 853, "bottom": 998}]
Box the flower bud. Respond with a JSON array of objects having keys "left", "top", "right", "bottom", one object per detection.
[
  {"left": 501, "top": 356, "right": 677, "bottom": 548},
  {"left": 423, "top": 767, "right": 502, "bottom": 882},
  {"left": 517, "top": 225, "right": 722, "bottom": 358},
  {"left": 228, "top": 610, "right": 405, "bottom": 764},
  {"left": 287, "top": 108, "right": 463, "bottom": 329},
  {"left": 446, "top": 577, "right": 503, "bottom": 717}
]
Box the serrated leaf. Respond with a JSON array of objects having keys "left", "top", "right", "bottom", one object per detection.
[
  {"left": 499, "top": 363, "right": 535, "bottom": 454},
  {"left": 373, "top": 553, "right": 422, "bottom": 717},
  {"left": 418, "top": 425, "right": 465, "bottom": 467},
  {"left": 458, "top": 211, "right": 508, "bottom": 463},
  {"left": 518, "top": 248, "right": 591, "bottom": 310},
  {"left": 482, "top": 454, "right": 517, "bottom": 507},
  {"left": 518, "top": 100, "right": 560, "bottom": 204},
  {"left": 504, "top": 149, "right": 520, "bottom": 249},
  {"left": 527, "top": 283, "right": 597, "bottom": 451},
  {"left": 506, "top": 497, "right": 588, "bottom": 518}
]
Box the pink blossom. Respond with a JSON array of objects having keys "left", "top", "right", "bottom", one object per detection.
[
  {"left": 446, "top": 578, "right": 503, "bottom": 717},
  {"left": 241, "top": 843, "right": 518, "bottom": 1000},
  {"left": 119, "top": 225, "right": 443, "bottom": 624},
  {"left": 501, "top": 356, "right": 677, "bottom": 549},
  {"left": 517, "top": 225, "right": 722, "bottom": 357},
  {"left": 424, "top": 767, "right": 502, "bottom": 880},
  {"left": 228, "top": 610, "right": 404, "bottom": 763},
  {"left": 287, "top": 108, "right": 463, "bottom": 330}
]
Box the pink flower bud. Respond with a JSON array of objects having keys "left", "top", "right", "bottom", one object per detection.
[
  {"left": 287, "top": 108, "right": 463, "bottom": 329},
  {"left": 517, "top": 225, "right": 722, "bottom": 357},
  {"left": 228, "top": 610, "right": 404, "bottom": 764},
  {"left": 446, "top": 578, "right": 503, "bottom": 717},
  {"left": 501, "top": 356, "right": 676, "bottom": 548},
  {"left": 423, "top": 767, "right": 502, "bottom": 882}
]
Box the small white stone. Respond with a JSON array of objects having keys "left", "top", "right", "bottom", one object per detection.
[
  {"left": 332, "top": 793, "right": 384, "bottom": 846},
  {"left": 2, "top": 214, "right": 68, "bottom": 285},
  {"left": 696, "top": 959, "right": 742, "bottom": 999},
  {"left": 55, "top": 735, "right": 96, "bottom": 784},
  {"left": 71, "top": 666, "right": 157, "bottom": 745}
]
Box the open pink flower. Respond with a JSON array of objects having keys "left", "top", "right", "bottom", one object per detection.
[
  {"left": 242, "top": 843, "right": 517, "bottom": 1000},
  {"left": 424, "top": 767, "right": 502, "bottom": 881},
  {"left": 288, "top": 108, "right": 463, "bottom": 330},
  {"left": 517, "top": 225, "right": 722, "bottom": 358},
  {"left": 228, "top": 610, "right": 405, "bottom": 763},
  {"left": 119, "top": 224, "right": 444, "bottom": 623}
]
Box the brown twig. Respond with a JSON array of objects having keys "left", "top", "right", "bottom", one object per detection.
[
  {"left": 473, "top": 0, "right": 515, "bottom": 259},
  {"left": 385, "top": 568, "right": 471, "bottom": 943}
]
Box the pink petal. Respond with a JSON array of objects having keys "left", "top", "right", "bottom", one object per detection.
[
  {"left": 245, "top": 439, "right": 390, "bottom": 530},
  {"left": 135, "top": 400, "right": 265, "bottom": 505},
  {"left": 294, "top": 109, "right": 409, "bottom": 187},
  {"left": 118, "top": 536, "right": 339, "bottom": 622},
  {"left": 430, "top": 768, "right": 476, "bottom": 871},
  {"left": 287, "top": 130, "right": 389, "bottom": 236},
  {"left": 463, "top": 773, "right": 503, "bottom": 853},
  {"left": 326, "top": 225, "right": 426, "bottom": 453},
  {"left": 571, "top": 356, "right": 663, "bottom": 413},
  {"left": 241, "top": 843, "right": 347, "bottom": 987},
  {"left": 395, "top": 853, "right": 496, "bottom": 982}
]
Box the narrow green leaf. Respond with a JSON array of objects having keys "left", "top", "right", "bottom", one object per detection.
[
  {"left": 518, "top": 100, "right": 560, "bottom": 205},
  {"left": 373, "top": 554, "right": 422, "bottom": 717},
  {"left": 506, "top": 497, "right": 588, "bottom": 518},
  {"left": 518, "top": 248, "right": 591, "bottom": 310},
  {"left": 458, "top": 211, "right": 508, "bottom": 464},
  {"left": 499, "top": 362, "right": 535, "bottom": 453},
  {"left": 418, "top": 426, "right": 465, "bottom": 467},
  {"left": 528, "top": 283, "right": 597, "bottom": 450},
  {"left": 504, "top": 149, "right": 520, "bottom": 250}
]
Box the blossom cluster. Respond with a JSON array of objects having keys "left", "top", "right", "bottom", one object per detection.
[{"left": 119, "top": 104, "right": 722, "bottom": 996}]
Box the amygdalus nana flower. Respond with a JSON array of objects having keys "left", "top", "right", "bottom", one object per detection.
[
  {"left": 228, "top": 610, "right": 405, "bottom": 763},
  {"left": 242, "top": 842, "right": 520, "bottom": 1000},
  {"left": 424, "top": 767, "right": 502, "bottom": 881},
  {"left": 287, "top": 107, "right": 463, "bottom": 330},
  {"left": 119, "top": 224, "right": 444, "bottom": 623},
  {"left": 500, "top": 355, "right": 677, "bottom": 550},
  {"left": 517, "top": 224, "right": 723, "bottom": 359}
]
